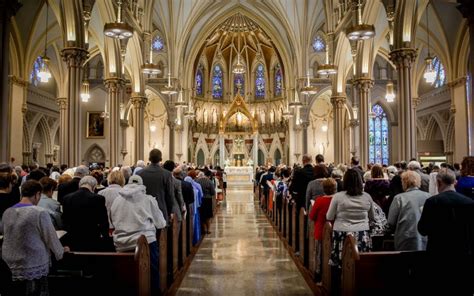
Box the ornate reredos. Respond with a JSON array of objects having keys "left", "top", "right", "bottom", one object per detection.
[{"left": 219, "top": 92, "right": 258, "bottom": 134}]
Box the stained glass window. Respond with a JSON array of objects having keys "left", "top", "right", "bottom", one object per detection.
[
  {"left": 234, "top": 73, "right": 245, "bottom": 96},
  {"left": 312, "top": 35, "right": 325, "bottom": 52},
  {"left": 274, "top": 65, "right": 282, "bottom": 97},
  {"left": 433, "top": 57, "right": 446, "bottom": 88},
  {"left": 152, "top": 36, "right": 164, "bottom": 51},
  {"left": 212, "top": 64, "right": 223, "bottom": 99},
  {"left": 255, "top": 64, "right": 265, "bottom": 99},
  {"left": 30, "top": 57, "right": 43, "bottom": 86},
  {"left": 369, "top": 104, "right": 389, "bottom": 165},
  {"left": 195, "top": 68, "right": 203, "bottom": 96}
]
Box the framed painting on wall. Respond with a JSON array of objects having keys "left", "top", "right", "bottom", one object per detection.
[{"left": 86, "top": 111, "right": 105, "bottom": 138}]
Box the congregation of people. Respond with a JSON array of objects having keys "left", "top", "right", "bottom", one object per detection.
[
  {"left": 256, "top": 155, "right": 474, "bottom": 295},
  {"left": 0, "top": 149, "right": 225, "bottom": 296}
]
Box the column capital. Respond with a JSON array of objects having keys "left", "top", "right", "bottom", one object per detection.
[
  {"left": 349, "top": 119, "right": 360, "bottom": 127},
  {"left": 104, "top": 77, "right": 125, "bottom": 91},
  {"left": 61, "top": 47, "right": 88, "bottom": 68},
  {"left": 330, "top": 95, "right": 347, "bottom": 108},
  {"left": 130, "top": 94, "right": 147, "bottom": 109},
  {"left": 353, "top": 78, "right": 374, "bottom": 91},
  {"left": 56, "top": 97, "right": 68, "bottom": 109},
  {"left": 412, "top": 97, "right": 421, "bottom": 108},
  {"left": 120, "top": 119, "right": 129, "bottom": 128},
  {"left": 389, "top": 48, "right": 417, "bottom": 67},
  {"left": 8, "top": 75, "right": 27, "bottom": 87},
  {"left": 447, "top": 76, "right": 467, "bottom": 88}
]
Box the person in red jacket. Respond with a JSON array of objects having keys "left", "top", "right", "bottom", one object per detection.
[{"left": 309, "top": 177, "right": 337, "bottom": 283}]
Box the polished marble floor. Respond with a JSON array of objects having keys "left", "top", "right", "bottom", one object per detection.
[{"left": 176, "top": 188, "right": 313, "bottom": 296}]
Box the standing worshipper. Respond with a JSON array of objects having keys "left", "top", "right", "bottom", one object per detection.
[
  {"left": 38, "top": 177, "right": 62, "bottom": 229},
  {"left": 57, "top": 165, "right": 89, "bottom": 204},
  {"left": 185, "top": 171, "right": 203, "bottom": 245},
  {"left": 163, "top": 160, "right": 186, "bottom": 222},
  {"left": 138, "top": 149, "right": 176, "bottom": 225},
  {"left": 455, "top": 156, "right": 474, "bottom": 199},
  {"left": 98, "top": 170, "right": 125, "bottom": 232},
  {"left": 364, "top": 164, "right": 391, "bottom": 215},
  {"left": 1, "top": 180, "right": 69, "bottom": 295},
  {"left": 418, "top": 169, "right": 474, "bottom": 295},
  {"left": 196, "top": 170, "right": 216, "bottom": 235}
]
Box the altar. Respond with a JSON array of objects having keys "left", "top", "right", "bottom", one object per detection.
[{"left": 224, "top": 166, "right": 254, "bottom": 189}]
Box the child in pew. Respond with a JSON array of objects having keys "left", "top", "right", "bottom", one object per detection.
[
  {"left": 110, "top": 175, "right": 166, "bottom": 295},
  {"left": 308, "top": 178, "right": 337, "bottom": 283},
  {"left": 1, "top": 180, "right": 70, "bottom": 296}
]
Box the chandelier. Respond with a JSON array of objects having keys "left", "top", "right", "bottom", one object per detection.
[
  {"left": 321, "top": 119, "right": 328, "bottom": 132},
  {"left": 385, "top": 81, "right": 395, "bottom": 102},
  {"left": 282, "top": 100, "right": 293, "bottom": 119},
  {"left": 232, "top": 54, "right": 246, "bottom": 74},
  {"left": 300, "top": 73, "right": 318, "bottom": 95},
  {"left": 423, "top": 2, "right": 436, "bottom": 84},
  {"left": 317, "top": 35, "right": 337, "bottom": 76},
  {"left": 161, "top": 72, "right": 178, "bottom": 95},
  {"left": 104, "top": 0, "right": 133, "bottom": 40},
  {"left": 289, "top": 88, "right": 303, "bottom": 108},
  {"left": 184, "top": 99, "right": 196, "bottom": 119},
  {"left": 39, "top": 2, "right": 51, "bottom": 83},
  {"left": 346, "top": 0, "right": 375, "bottom": 41},
  {"left": 149, "top": 119, "right": 157, "bottom": 132},
  {"left": 142, "top": 36, "right": 161, "bottom": 75},
  {"left": 174, "top": 89, "right": 187, "bottom": 108},
  {"left": 80, "top": 79, "right": 90, "bottom": 102}
]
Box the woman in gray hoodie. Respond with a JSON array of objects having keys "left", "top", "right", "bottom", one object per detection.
[{"left": 110, "top": 175, "right": 166, "bottom": 295}]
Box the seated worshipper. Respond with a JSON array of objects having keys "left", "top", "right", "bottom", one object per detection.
[
  {"left": 1, "top": 180, "right": 69, "bottom": 295},
  {"left": 0, "top": 166, "right": 18, "bottom": 221},
  {"left": 38, "top": 177, "right": 62, "bottom": 229},
  {"left": 364, "top": 164, "right": 391, "bottom": 215},
  {"left": 308, "top": 178, "right": 337, "bottom": 282},
  {"left": 326, "top": 169, "right": 375, "bottom": 269},
  {"left": 387, "top": 171, "right": 430, "bottom": 251},
  {"left": 110, "top": 175, "right": 166, "bottom": 295},
  {"left": 57, "top": 165, "right": 89, "bottom": 204},
  {"left": 61, "top": 176, "right": 112, "bottom": 251},
  {"left": 185, "top": 171, "right": 203, "bottom": 245},
  {"left": 196, "top": 170, "right": 216, "bottom": 235},
  {"left": 98, "top": 170, "right": 125, "bottom": 232},
  {"left": 418, "top": 169, "right": 474, "bottom": 295},
  {"left": 455, "top": 156, "right": 474, "bottom": 199}
]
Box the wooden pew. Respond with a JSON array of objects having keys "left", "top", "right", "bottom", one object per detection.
[
  {"left": 307, "top": 214, "right": 316, "bottom": 278},
  {"left": 291, "top": 204, "right": 296, "bottom": 249},
  {"left": 49, "top": 235, "right": 150, "bottom": 296},
  {"left": 180, "top": 215, "right": 187, "bottom": 268},
  {"left": 172, "top": 217, "right": 180, "bottom": 279},
  {"left": 159, "top": 228, "right": 168, "bottom": 294},
  {"left": 321, "top": 222, "right": 333, "bottom": 296},
  {"left": 341, "top": 234, "right": 427, "bottom": 296},
  {"left": 299, "top": 207, "right": 307, "bottom": 264}
]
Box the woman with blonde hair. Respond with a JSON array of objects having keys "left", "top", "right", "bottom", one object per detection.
[
  {"left": 387, "top": 170, "right": 430, "bottom": 251},
  {"left": 98, "top": 170, "right": 126, "bottom": 231}
]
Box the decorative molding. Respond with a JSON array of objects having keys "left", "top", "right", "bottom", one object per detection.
[
  {"left": 389, "top": 48, "right": 417, "bottom": 68},
  {"left": 61, "top": 47, "right": 89, "bottom": 68},
  {"left": 8, "top": 75, "right": 27, "bottom": 87}
]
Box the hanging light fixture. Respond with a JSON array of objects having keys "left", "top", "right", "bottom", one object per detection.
[
  {"left": 385, "top": 81, "right": 395, "bottom": 102},
  {"left": 232, "top": 25, "right": 246, "bottom": 74},
  {"left": 317, "top": 34, "right": 338, "bottom": 76},
  {"left": 149, "top": 118, "right": 157, "bottom": 132},
  {"left": 423, "top": 2, "right": 436, "bottom": 84},
  {"left": 346, "top": 0, "right": 376, "bottom": 41},
  {"left": 321, "top": 119, "right": 328, "bottom": 132},
  {"left": 174, "top": 88, "right": 187, "bottom": 108},
  {"left": 104, "top": 0, "right": 133, "bottom": 40},
  {"left": 142, "top": 35, "right": 161, "bottom": 75},
  {"left": 161, "top": 72, "right": 178, "bottom": 95},
  {"left": 184, "top": 98, "right": 195, "bottom": 119},
  {"left": 300, "top": 72, "right": 318, "bottom": 95},
  {"left": 38, "top": 1, "right": 51, "bottom": 83},
  {"left": 80, "top": 79, "right": 90, "bottom": 102},
  {"left": 289, "top": 88, "right": 303, "bottom": 108},
  {"left": 282, "top": 100, "right": 293, "bottom": 119}
]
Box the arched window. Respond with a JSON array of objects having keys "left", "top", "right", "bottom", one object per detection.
[
  {"left": 274, "top": 65, "right": 283, "bottom": 97},
  {"left": 212, "top": 64, "right": 223, "bottom": 99},
  {"left": 152, "top": 36, "right": 164, "bottom": 51},
  {"left": 255, "top": 64, "right": 265, "bottom": 99},
  {"left": 195, "top": 67, "right": 203, "bottom": 96},
  {"left": 369, "top": 104, "right": 389, "bottom": 165},
  {"left": 433, "top": 57, "right": 446, "bottom": 88},
  {"left": 30, "top": 57, "right": 43, "bottom": 86},
  {"left": 234, "top": 73, "right": 245, "bottom": 96},
  {"left": 312, "top": 35, "right": 325, "bottom": 52}
]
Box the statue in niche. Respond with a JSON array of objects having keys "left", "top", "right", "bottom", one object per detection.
[
  {"left": 203, "top": 109, "right": 208, "bottom": 124},
  {"left": 212, "top": 109, "right": 217, "bottom": 125}
]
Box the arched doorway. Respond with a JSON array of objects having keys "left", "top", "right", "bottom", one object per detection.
[
  {"left": 197, "top": 149, "right": 205, "bottom": 166},
  {"left": 274, "top": 149, "right": 282, "bottom": 165},
  {"left": 258, "top": 149, "right": 265, "bottom": 166}
]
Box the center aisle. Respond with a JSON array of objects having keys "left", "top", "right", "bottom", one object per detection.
[{"left": 176, "top": 188, "right": 313, "bottom": 295}]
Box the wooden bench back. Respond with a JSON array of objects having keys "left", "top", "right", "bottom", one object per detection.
[
  {"left": 49, "top": 235, "right": 150, "bottom": 296},
  {"left": 321, "top": 221, "right": 333, "bottom": 296}
]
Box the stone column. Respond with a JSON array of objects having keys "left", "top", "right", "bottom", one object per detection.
[
  {"left": 389, "top": 48, "right": 417, "bottom": 162},
  {"left": 253, "top": 132, "right": 258, "bottom": 168},
  {"left": 120, "top": 119, "right": 129, "bottom": 163},
  {"left": 331, "top": 95, "right": 347, "bottom": 164},
  {"left": 8, "top": 76, "right": 27, "bottom": 164},
  {"left": 130, "top": 94, "right": 147, "bottom": 164},
  {"left": 354, "top": 79, "right": 374, "bottom": 168},
  {"left": 56, "top": 97, "right": 68, "bottom": 165},
  {"left": 449, "top": 77, "right": 469, "bottom": 162},
  {"left": 168, "top": 121, "right": 175, "bottom": 161},
  {"left": 301, "top": 122, "right": 309, "bottom": 155},
  {"left": 0, "top": 0, "right": 21, "bottom": 162},
  {"left": 104, "top": 77, "right": 124, "bottom": 167},
  {"left": 457, "top": 1, "right": 474, "bottom": 155},
  {"left": 219, "top": 134, "right": 225, "bottom": 167},
  {"left": 61, "top": 47, "right": 88, "bottom": 166},
  {"left": 349, "top": 119, "right": 360, "bottom": 157}
]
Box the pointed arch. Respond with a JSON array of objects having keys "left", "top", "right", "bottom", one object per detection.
[
  {"left": 369, "top": 104, "right": 390, "bottom": 165},
  {"left": 84, "top": 144, "right": 106, "bottom": 165}
]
